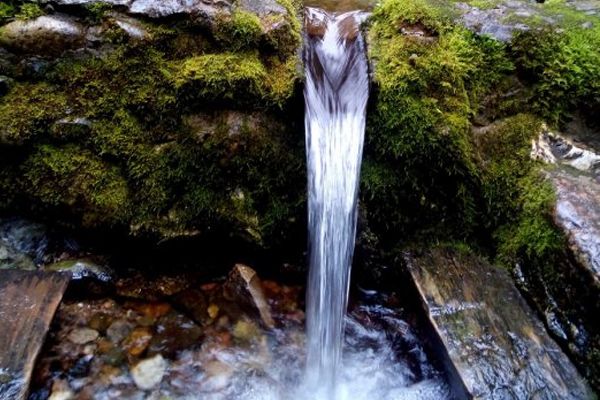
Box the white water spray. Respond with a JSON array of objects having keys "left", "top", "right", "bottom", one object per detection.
[{"left": 303, "top": 8, "right": 370, "bottom": 398}]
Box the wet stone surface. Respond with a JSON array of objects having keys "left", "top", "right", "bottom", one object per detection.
[
  {"left": 29, "top": 270, "right": 452, "bottom": 400},
  {"left": 404, "top": 248, "right": 595, "bottom": 399}
]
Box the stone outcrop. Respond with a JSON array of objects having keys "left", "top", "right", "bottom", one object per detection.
[
  {"left": 403, "top": 248, "right": 595, "bottom": 399},
  {"left": 223, "top": 264, "right": 275, "bottom": 328}
]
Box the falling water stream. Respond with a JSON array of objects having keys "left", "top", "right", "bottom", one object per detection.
[{"left": 303, "top": 7, "right": 370, "bottom": 398}]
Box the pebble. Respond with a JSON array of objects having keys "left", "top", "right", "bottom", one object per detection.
[
  {"left": 123, "top": 327, "right": 153, "bottom": 356},
  {"left": 67, "top": 328, "right": 99, "bottom": 345},
  {"left": 106, "top": 319, "right": 134, "bottom": 344},
  {"left": 131, "top": 354, "right": 167, "bottom": 390}
]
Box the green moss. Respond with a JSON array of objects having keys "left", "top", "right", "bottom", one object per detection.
[
  {"left": 22, "top": 144, "right": 130, "bottom": 227},
  {"left": 15, "top": 2, "right": 43, "bottom": 20},
  {"left": 0, "top": 2, "right": 16, "bottom": 20},
  {"left": 213, "top": 10, "right": 263, "bottom": 51},
  {"left": 363, "top": 0, "right": 517, "bottom": 243},
  {"left": 174, "top": 52, "right": 266, "bottom": 101},
  {"left": 0, "top": 83, "right": 69, "bottom": 145},
  {"left": 475, "top": 114, "right": 544, "bottom": 230},
  {"left": 85, "top": 2, "right": 112, "bottom": 23},
  {"left": 51, "top": 47, "right": 176, "bottom": 121},
  {"left": 174, "top": 51, "right": 297, "bottom": 108},
  {"left": 511, "top": 25, "right": 600, "bottom": 124}
]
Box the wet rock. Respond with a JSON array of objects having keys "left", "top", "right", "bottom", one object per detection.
[
  {"left": 128, "top": 0, "right": 232, "bottom": 19},
  {"left": 0, "top": 15, "right": 86, "bottom": 55},
  {"left": 232, "top": 319, "right": 261, "bottom": 343},
  {"left": 531, "top": 129, "right": 600, "bottom": 174},
  {"left": 532, "top": 129, "right": 600, "bottom": 283},
  {"left": 147, "top": 311, "right": 203, "bottom": 357},
  {"left": 68, "top": 328, "right": 99, "bottom": 345},
  {"left": 115, "top": 273, "right": 190, "bottom": 300},
  {"left": 201, "top": 359, "right": 233, "bottom": 392},
  {"left": 106, "top": 319, "right": 134, "bottom": 343},
  {"left": 545, "top": 170, "right": 600, "bottom": 282},
  {"left": 223, "top": 264, "right": 275, "bottom": 328},
  {"left": 48, "top": 379, "right": 74, "bottom": 400},
  {"left": 51, "top": 117, "right": 92, "bottom": 140},
  {"left": 455, "top": 2, "right": 530, "bottom": 41},
  {"left": 110, "top": 13, "right": 149, "bottom": 39},
  {"left": 0, "top": 241, "right": 36, "bottom": 270},
  {"left": 404, "top": 248, "right": 594, "bottom": 399},
  {"left": 130, "top": 354, "right": 167, "bottom": 390},
  {"left": 171, "top": 287, "right": 209, "bottom": 325},
  {"left": 45, "top": 259, "right": 112, "bottom": 282},
  {"left": 123, "top": 326, "right": 153, "bottom": 356},
  {"left": 239, "top": 0, "right": 285, "bottom": 16},
  {"left": 88, "top": 313, "right": 112, "bottom": 333}
]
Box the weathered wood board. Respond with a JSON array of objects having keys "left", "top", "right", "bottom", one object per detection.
[
  {"left": 404, "top": 248, "right": 595, "bottom": 400},
  {"left": 0, "top": 270, "right": 70, "bottom": 400}
]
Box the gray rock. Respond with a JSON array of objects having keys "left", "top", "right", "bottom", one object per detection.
[
  {"left": 112, "top": 14, "right": 149, "bottom": 39},
  {"left": 45, "top": 259, "right": 112, "bottom": 282},
  {"left": 130, "top": 354, "right": 167, "bottom": 390},
  {"left": 404, "top": 248, "right": 594, "bottom": 399},
  {"left": 106, "top": 319, "right": 134, "bottom": 343},
  {"left": 0, "top": 241, "right": 36, "bottom": 270},
  {"left": 68, "top": 328, "right": 99, "bottom": 344},
  {"left": 128, "top": 0, "right": 231, "bottom": 19},
  {"left": 547, "top": 170, "right": 600, "bottom": 283},
  {"left": 223, "top": 264, "right": 275, "bottom": 328},
  {"left": 239, "top": 0, "right": 285, "bottom": 17},
  {"left": 0, "top": 15, "right": 85, "bottom": 55},
  {"left": 46, "top": 0, "right": 132, "bottom": 5},
  {"left": 51, "top": 117, "right": 92, "bottom": 140}
]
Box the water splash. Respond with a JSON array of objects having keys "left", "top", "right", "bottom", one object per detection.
[{"left": 303, "top": 8, "right": 370, "bottom": 398}]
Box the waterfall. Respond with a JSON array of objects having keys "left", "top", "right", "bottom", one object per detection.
[{"left": 303, "top": 7, "right": 370, "bottom": 398}]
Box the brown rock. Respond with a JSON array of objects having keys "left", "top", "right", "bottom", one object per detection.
[
  {"left": 223, "top": 264, "right": 275, "bottom": 328},
  {"left": 123, "top": 327, "right": 153, "bottom": 356}
]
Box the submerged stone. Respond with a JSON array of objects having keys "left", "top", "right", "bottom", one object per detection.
[
  {"left": 130, "top": 354, "right": 167, "bottom": 390},
  {"left": 404, "top": 248, "right": 594, "bottom": 399},
  {"left": 68, "top": 328, "right": 99, "bottom": 345}
]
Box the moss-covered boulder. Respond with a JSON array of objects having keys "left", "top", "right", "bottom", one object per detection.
[{"left": 0, "top": 0, "right": 304, "bottom": 253}]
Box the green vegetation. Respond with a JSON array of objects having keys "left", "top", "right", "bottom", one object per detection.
[
  {"left": 511, "top": 25, "right": 600, "bottom": 125},
  {"left": 15, "top": 2, "right": 42, "bottom": 19},
  {"left": 213, "top": 10, "right": 263, "bottom": 51},
  {"left": 0, "top": 0, "right": 303, "bottom": 249},
  {"left": 362, "top": 0, "right": 514, "bottom": 244},
  {"left": 0, "top": 2, "right": 15, "bottom": 20}
]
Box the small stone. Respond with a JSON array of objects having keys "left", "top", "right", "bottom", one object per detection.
[
  {"left": 123, "top": 327, "right": 153, "bottom": 356},
  {"left": 130, "top": 354, "right": 167, "bottom": 390},
  {"left": 207, "top": 304, "right": 219, "bottom": 319},
  {"left": 68, "top": 328, "right": 99, "bottom": 345},
  {"left": 89, "top": 313, "right": 112, "bottom": 333},
  {"left": 232, "top": 320, "right": 260, "bottom": 343},
  {"left": 102, "top": 347, "right": 126, "bottom": 367},
  {"left": 202, "top": 360, "right": 233, "bottom": 391},
  {"left": 106, "top": 319, "right": 134, "bottom": 344},
  {"left": 83, "top": 344, "right": 96, "bottom": 355},
  {"left": 48, "top": 379, "right": 74, "bottom": 400}
]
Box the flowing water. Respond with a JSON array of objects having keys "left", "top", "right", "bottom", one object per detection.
[
  {"left": 10, "top": 8, "right": 452, "bottom": 400},
  {"left": 303, "top": 7, "right": 370, "bottom": 398}
]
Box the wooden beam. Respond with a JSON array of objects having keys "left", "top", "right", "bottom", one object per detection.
[{"left": 0, "top": 270, "right": 70, "bottom": 400}]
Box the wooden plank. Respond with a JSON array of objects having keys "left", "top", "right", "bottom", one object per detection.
[
  {"left": 0, "top": 270, "right": 70, "bottom": 400},
  {"left": 404, "top": 248, "right": 595, "bottom": 399}
]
